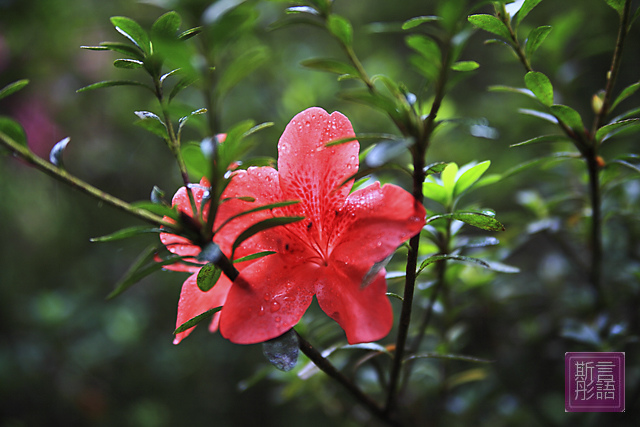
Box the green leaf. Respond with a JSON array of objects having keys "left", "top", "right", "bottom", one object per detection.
[
  {"left": 131, "top": 201, "right": 179, "bottom": 220},
  {"left": 300, "top": 58, "right": 359, "bottom": 77},
  {"left": 181, "top": 142, "right": 209, "bottom": 179},
  {"left": 427, "top": 211, "right": 505, "bottom": 231},
  {"left": 174, "top": 307, "right": 222, "bottom": 334},
  {"left": 0, "top": 79, "right": 29, "bottom": 101},
  {"left": 90, "top": 226, "right": 163, "bottom": 242},
  {"left": 406, "top": 352, "right": 493, "bottom": 363},
  {"left": 327, "top": 14, "right": 353, "bottom": 46},
  {"left": 502, "top": 152, "right": 582, "bottom": 178},
  {"left": 605, "top": 0, "right": 625, "bottom": 15},
  {"left": 610, "top": 81, "right": 640, "bottom": 112},
  {"left": 418, "top": 254, "right": 490, "bottom": 273},
  {"left": 514, "top": 0, "right": 543, "bottom": 27},
  {"left": 215, "top": 200, "right": 300, "bottom": 234},
  {"left": 454, "top": 161, "right": 491, "bottom": 197},
  {"left": 262, "top": 329, "right": 299, "bottom": 372},
  {"left": 468, "top": 14, "right": 512, "bottom": 39},
  {"left": 596, "top": 119, "right": 640, "bottom": 142},
  {"left": 423, "top": 182, "right": 449, "bottom": 207},
  {"left": 197, "top": 263, "right": 222, "bottom": 292},
  {"left": 519, "top": 108, "right": 558, "bottom": 123},
  {"left": 406, "top": 34, "right": 441, "bottom": 62},
  {"left": 82, "top": 42, "right": 144, "bottom": 59},
  {"left": 402, "top": 15, "right": 440, "bottom": 30},
  {"left": 232, "top": 216, "right": 305, "bottom": 257},
  {"left": 76, "top": 80, "right": 154, "bottom": 93},
  {"left": 169, "top": 75, "right": 199, "bottom": 102},
  {"left": 524, "top": 71, "right": 553, "bottom": 106},
  {"left": 114, "top": 59, "right": 144, "bottom": 69},
  {"left": 152, "top": 11, "right": 181, "bottom": 38},
  {"left": 510, "top": 134, "right": 570, "bottom": 147},
  {"left": 217, "top": 45, "right": 269, "bottom": 98},
  {"left": 234, "top": 251, "right": 276, "bottom": 264},
  {"left": 111, "top": 16, "right": 151, "bottom": 53},
  {"left": 457, "top": 236, "right": 500, "bottom": 249},
  {"left": 550, "top": 104, "right": 585, "bottom": 131},
  {"left": 243, "top": 122, "right": 275, "bottom": 139},
  {"left": 286, "top": 6, "right": 320, "bottom": 16},
  {"left": 424, "top": 162, "right": 449, "bottom": 176},
  {"left": 339, "top": 89, "right": 402, "bottom": 122},
  {"left": 134, "top": 112, "right": 168, "bottom": 140},
  {"left": 0, "top": 117, "right": 27, "bottom": 147},
  {"left": 488, "top": 85, "right": 536, "bottom": 100},
  {"left": 525, "top": 25, "right": 552, "bottom": 59},
  {"left": 441, "top": 162, "right": 458, "bottom": 195},
  {"left": 178, "top": 27, "right": 203, "bottom": 41},
  {"left": 451, "top": 61, "right": 479, "bottom": 71}
]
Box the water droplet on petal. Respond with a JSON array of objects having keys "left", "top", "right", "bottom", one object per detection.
[
  {"left": 270, "top": 300, "right": 281, "bottom": 313},
  {"left": 275, "top": 316, "right": 281, "bottom": 322},
  {"left": 258, "top": 305, "right": 265, "bottom": 316}
]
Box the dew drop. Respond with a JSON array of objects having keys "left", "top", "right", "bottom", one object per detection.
[
  {"left": 263, "top": 293, "right": 271, "bottom": 302},
  {"left": 275, "top": 316, "right": 281, "bottom": 322},
  {"left": 376, "top": 241, "right": 382, "bottom": 247},
  {"left": 258, "top": 305, "right": 265, "bottom": 316},
  {"left": 270, "top": 300, "right": 281, "bottom": 313}
]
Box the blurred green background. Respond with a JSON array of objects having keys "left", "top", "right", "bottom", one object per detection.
[{"left": 1, "top": 0, "right": 639, "bottom": 426}]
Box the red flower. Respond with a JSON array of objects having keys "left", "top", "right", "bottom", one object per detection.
[{"left": 162, "top": 107, "right": 425, "bottom": 345}]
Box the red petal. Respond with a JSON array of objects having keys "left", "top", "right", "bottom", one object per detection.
[
  {"left": 277, "top": 107, "right": 359, "bottom": 245},
  {"left": 329, "top": 182, "right": 425, "bottom": 273},
  {"left": 160, "top": 181, "right": 209, "bottom": 258},
  {"left": 316, "top": 267, "right": 392, "bottom": 344},
  {"left": 215, "top": 167, "right": 283, "bottom": 257},
  {"left": 219, "top": 256, "right": 316, "bottom": 344},
  {"left": 173, "top": 272, "right": 233, "bottom": 344}
]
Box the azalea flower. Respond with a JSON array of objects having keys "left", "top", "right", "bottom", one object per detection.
[{"left": 162, "top": 107, "right": 426, "bottom": 345}]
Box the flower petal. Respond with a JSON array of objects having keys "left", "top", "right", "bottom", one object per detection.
[
  {"left": 329, "top": 182, "right": 425, "bottom": 273},
  {"left": 219, "top": 256, "right": 316, "bottom": 344},
  {"left": 315, "top": 267, "right": 392, "bottom": 344},
  {"left": 277, "top": 107, "right": 359, "bottom": 245},
  {"left": 173, "top": 272, "right": 233, "bottom": 344}
]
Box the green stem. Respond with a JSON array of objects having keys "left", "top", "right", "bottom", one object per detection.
[
  {"left": 296, "top": 332, "right": 401, "bottom": 427},
  {"left": 0, "top": 131, "right": 176, "bottom": 231}
]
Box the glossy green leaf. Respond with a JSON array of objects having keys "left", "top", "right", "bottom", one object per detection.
[
  {"left": 454, "top": 161, "right": 491, "bottom": 197},
  {"left": 134, "top": 111, "right": 168, "bottom": 139},
  {"left": 49, "top": 137, "right": 69, "bottom": 168},
  {"left": 550, "top": 104, "right": 584, "bottom": 131},
  {"left": 468, "top": 14, "right": 512, "bottom": 39},
  {"left": 327, "top": 14, "right": 353, "bottom": 46},
  {"left": 489, "top": 85, "right": 536, "bottom": 100},
  {"left": 197, "top": 262, "right": 222, "bottom": 292},
  {"left": 402, "top": 15, "right": 440, "bottom": 30},
  {"left": 514, "top": 0, "right": 543, "bottom": 27},
  {"left": 111, "top": 16, "right": 151, "bottom": 53},
  {"left": 611, "top": 159, "right": 640, "bottom": 175},
  {"left": 286, "top": 6, "right": 320, "bottom": 15},
  {"left": 234, "top": 251, "right": 276, "bottom": 264},
  {"left": 427, "top": 211, "right": 505, "bottom": 231},
  {"left": 131, "top": 201, "right": 179, "bottom": 220},
  {"left": 76, "top": 80, "right": 154, "bottom": 93},
  {"left": 525, "top": 71, "right": 553, "bottom": 106},
  {"left": 152, "top": 11, "right": 181, "bottom": 38},
  {"left": 424, "top": 162, "right": 449, "bottom": 176},
  {"left": 174, "top": 307, "right": 223, "bottom": 334},
  {"left": 418, "top": 254, "right": 490, "bottom": 273},
  {"left": 86, "top": 42, "right": 145, "bottom": 59},
  {"left": 114, "top": 58, "right": 144, "bottom": 69},
  {"left": 610, "top": 81, "right": 640, "bottom": 112},
  {"left": 525, "top": 25, "right": 552, "bottom": 59},
  {"left": 457, "top": 236, "right": 500, "bottom": 249},
  {"left": 232, "top": 216, "right": 305, "bottom": 257},
  {"left": 441, "top": 162, "right": 459, "bottom": 195},
  {"left": 262, "top": 329, "right": 299, "bottom": 372},
  {"left": 0, "top": 79, "right": 29, "bottom": 101},
  {"left": 178, "top": 27, "right": 203, "bottom": 40},
  {"left": 0, "top": 117, "right": 27, "bottom": 147},
  {"left": 301, "top": 58, "right": 359, "bottom": 77},
  {"left": 510, "top": 134, "right": 570, "bottom": 147},
  {"left": 596, "top": 119, "right": 640, "bottom": 142},
  {"left": 91, "top": 226, "right": 163, "bottom": 242},
  {"left": 518, "top": 108, "right": 558, "bottom": 123}
]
